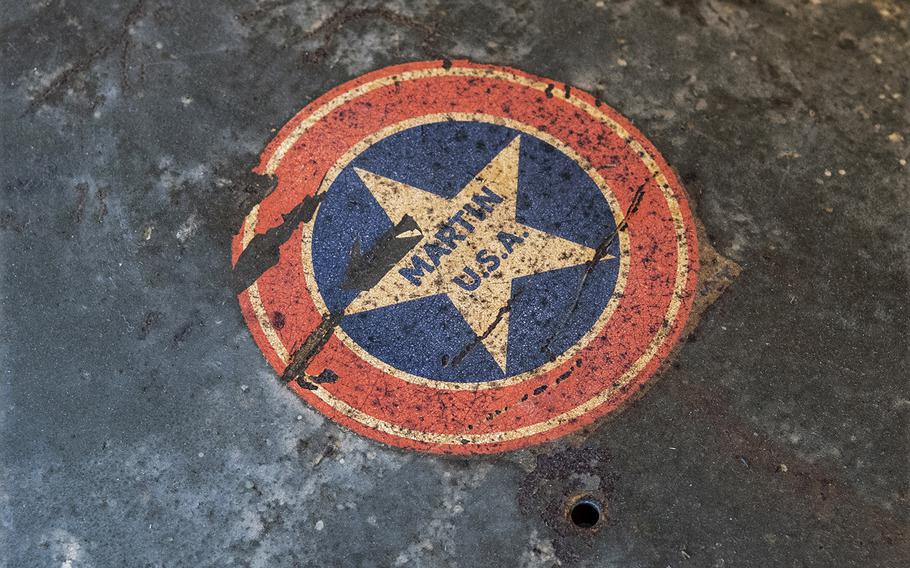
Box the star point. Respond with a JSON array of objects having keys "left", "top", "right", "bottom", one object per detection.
[{"left": 344, "top": 135, "right": 611, "bottom": 374}]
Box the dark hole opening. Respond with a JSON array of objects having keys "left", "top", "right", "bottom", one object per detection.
[{"left": 570, "top": 499, "right": 601, "bottom": 528}]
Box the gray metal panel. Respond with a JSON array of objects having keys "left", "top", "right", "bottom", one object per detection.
[{"left": 1, "top": 1, "right": 907, "bottom": 566}]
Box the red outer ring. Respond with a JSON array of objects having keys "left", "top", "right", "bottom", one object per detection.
[{"left": 232, "top": 60, "right": 699, "bottom": 454}]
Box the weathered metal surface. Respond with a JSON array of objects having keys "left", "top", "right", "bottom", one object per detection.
[{"left": 1, "top": 0, "right": 908, "bottom": 566}]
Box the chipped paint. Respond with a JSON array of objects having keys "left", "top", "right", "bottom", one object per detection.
[{"left": 233, "top": 60, "right": 701, "bottom": 453}]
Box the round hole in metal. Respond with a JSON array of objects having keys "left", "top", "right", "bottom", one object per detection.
[{"left": 569, "top": 498, "right": 602, "bottom": 529}]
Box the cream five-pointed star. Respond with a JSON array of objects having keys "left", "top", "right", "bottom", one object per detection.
[{"left": 344, "top": 135, "right": 612, "bottom": 373}]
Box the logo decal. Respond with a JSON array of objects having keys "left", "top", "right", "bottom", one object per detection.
[{"left": 233, "top": 61, "right": 699, "bottom": 454}]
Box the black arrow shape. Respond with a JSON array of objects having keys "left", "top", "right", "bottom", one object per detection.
[
  {"left": 341, "top": 214, "right": 424, "bottom": 291},
  {"left": 281, "top": 214, "right": 425, "bottom": 386}
]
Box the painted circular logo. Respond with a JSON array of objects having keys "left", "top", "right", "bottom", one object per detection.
[{"left": 232, "top": 60, "right": 699, "bottom": 454}]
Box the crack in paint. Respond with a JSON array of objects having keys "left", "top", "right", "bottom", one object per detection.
[
  {"left": 448, "top": 290, "right": 524, "bottom": 370},
  {"left": 422, "top": 177, "right": 646, "bottom": 375},
  {"left": 282, "top": 311, "right": 344, "bottom": 386},
  {"left": 541, "top": 180, "right": 648, "bottom": 359},
  {"left": 473, "top": 358, "right": 582, "bottom": 430}
]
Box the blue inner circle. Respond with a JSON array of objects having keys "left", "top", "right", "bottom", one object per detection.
[{"left": 310, "top": 121, "right": 620, "bottom": 383}]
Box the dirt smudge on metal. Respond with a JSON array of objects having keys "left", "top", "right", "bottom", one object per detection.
[{"left": 518, "top": 444, "right": 616, "bottom": 564}]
